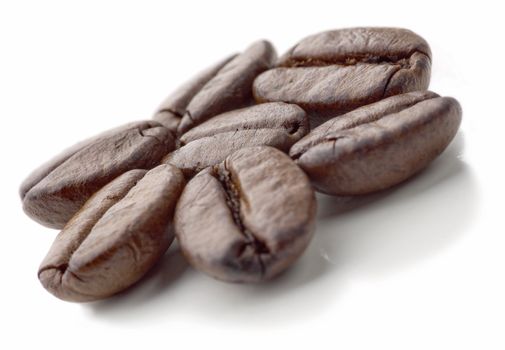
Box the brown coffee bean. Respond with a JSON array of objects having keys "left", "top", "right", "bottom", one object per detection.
[
  {"left": 153, "top": 54, "right": 237, "bottom": 132},
  {"left": 163, "top": 102, "right": 309, "bottom": 177},
  {"left": 38, "top": 164, "right": 185, "bottom": 302},
  {"left": 175, "top": 40, "right": 277, "bottom": 135},
  {"left": 175, "top": 146, "right": 316, "bottom": 283},
  {"left": 20, "top": 121, "right": 175, "bottom": 229},
  {"left": 289, "top": 91, "right": 462, "bottom": 195},
  {"left": 253, "top": 28, "right": 431, "bottom": 125}
]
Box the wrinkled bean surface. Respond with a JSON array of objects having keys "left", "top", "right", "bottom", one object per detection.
[
  {"left": 254, "top": 27, "right": 431, "bottom": 125},
  {"left": 290, "top": 91, "right": 462, "bottom": 195},
  {"left": 21, "top": 121, "right": 175, "bottom": 229},
  {"left": 160, "top": 40, "right": 277, "bottom": 135},
  {"left": 38, "top": 165, "right": 185, "bottom": 302},
  {"left": 164, "top": 102, "right": 309, "bottom": 177},
  {"left": 153, "top": 54, "right": 236, "bottom": 132},
  {"left": 175, "top": 146, "right": 316, "bottom": 283}
]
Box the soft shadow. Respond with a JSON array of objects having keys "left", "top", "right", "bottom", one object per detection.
[
  {"left": 85, "top": 239, "right": 334, "bottom": 324},
  {"left": 317, "top": 131, "right": 468, "bottom": 218},
  {"left": 312, "top": 132, "right": 478, "bottom": 276},
  {"left": 85, "top": 132, "right": 478, "bottom": 324}
]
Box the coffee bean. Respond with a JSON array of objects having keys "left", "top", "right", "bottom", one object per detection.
[
  {"left": 175, "top": 40, "right": 277, "bottom": 135},
  {"left": 174, "top": 146, "right": 316, "bottom": 283},
  {"left": 21, "top": 28, "right": 465, "bottom": 298},
  {"left": 253, "top": 28, "right": 431, "bottom": 125},
  {"left": 163, "top": 102, "right": 309, "bottom": 177},
  {"left": 153, "top": 54, "right": 237, "bottom": 132},
  {"left": 21, "top": 121, "right": 175, "bottom": 229},
  {"left": 38, "top": 164, "right": 185, "bottom": 302},
  {"left": 289, "top": 91, "right": 462, "bottom": 195}
]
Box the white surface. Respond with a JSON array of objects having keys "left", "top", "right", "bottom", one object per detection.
[{"left": 0, "top": 1, "right": 503, "bottom": 349}]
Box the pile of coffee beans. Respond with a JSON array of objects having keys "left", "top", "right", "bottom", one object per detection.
[{"left": 20, "top": 27, "right": 462, "bottom": 302}]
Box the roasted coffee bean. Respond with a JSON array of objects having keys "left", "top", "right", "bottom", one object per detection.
[
  {"left": 21, "top": 121, "right": 175, "bottom": 229},
  {"left": 153, "top": 54, "right": 236, "bottom": 132},
  {"left": 175, "top": 146, "right": 316, "bottom": 283},
  {"left": 38, "top": 164, "right": 185, "bottom": 302},
  {"left": 289, "top": 91, "right": 462, "bottom": 195},
  {"left": 157, "top": 41, "right": 277, "bottom": 135},
  {"left": 163, "top": 102, "right": 309, "bottom": 177},
  {"left": 253, "top": 28, "right": 431, "bottom": 125}
]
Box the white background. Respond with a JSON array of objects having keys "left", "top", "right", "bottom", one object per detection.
[{"left": 0, "top": 1, "right": 503, "bottom": 349}]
